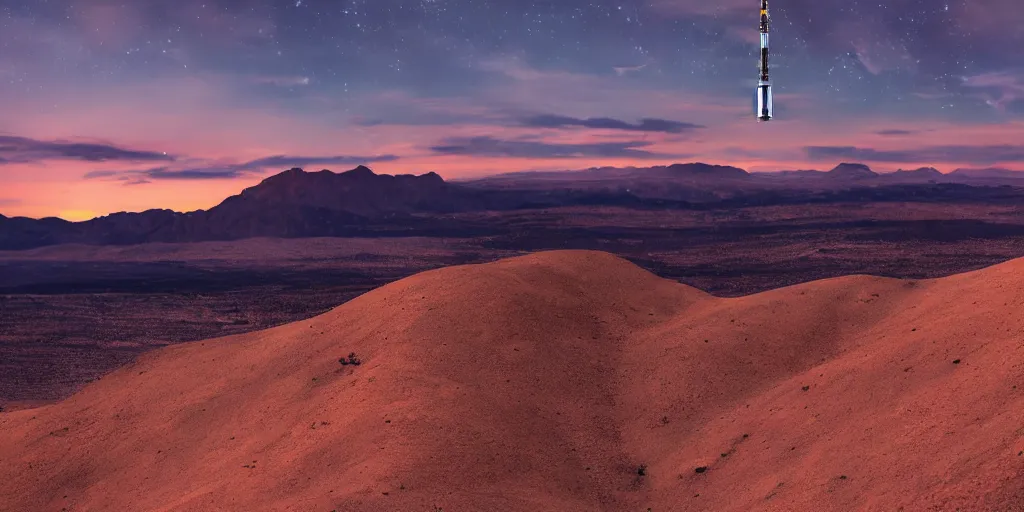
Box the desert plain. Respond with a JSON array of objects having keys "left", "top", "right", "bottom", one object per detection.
[
  {"left": 3, "top": 165, "right": 1024, "bottom": 510},
  {"left": 1, "top": 250, "right": 1023, "bottom": 511}
]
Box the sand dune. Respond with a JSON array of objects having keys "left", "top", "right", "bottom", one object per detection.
[{"left": 1, "top": 250, "right": 1023, "bottom": 511}]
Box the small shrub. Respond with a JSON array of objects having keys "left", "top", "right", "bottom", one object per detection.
[{"left": 339, "top": 352, "right": 362, "bottom": 366}]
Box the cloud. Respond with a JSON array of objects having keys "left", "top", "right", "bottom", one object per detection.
[
  {"left": 0, "top": 135, "right": 174, "bottom": 164},
  {"left": 646, "top": 0, "right": 749, "bottom": 17},
  {"left": 84, "top": 165, "right": 261, "bottom": 181},
  {"left": 145, "top": 167, "right": 249, "bottom": 180},
  {"left": 613, "top": 63, "right": 649, "bottom": 76},
  {"left": 70, "top": 1, "right": 148, "bottom": 50},
  {"left": 84, "top": 154, "right": 400, "bottom": 182},
  {"left": 521, "top": 114, "right": 704, "bottom": 134},
  {"left": 81, "top": 170, "right": 121, "bottom": 179},
  {"left": 241, "top": 154, "right": 400, "bottom": 169},
  {"left": 430, "top": 136, "right": 682, "bottom": 159},
  {"left": 805, "top": 145, "right": 1024, "bottom": 165},
  {"left": 961, "top": 71, "right": 1024, "bottom": 110},
  {"left": 874, "top": 129, "right": 916, "bottom": 136},
  {"left": 81, "top": 172, "right": 155, "bottom": 185},
  {"left": 850, "top": 38, "right": 916, "bottom": 76},
  {"left": 719, "top": 146, "right": 803, "bottom": 161},
  {"left": 252, "top": 75, "right": 312, "bottom": 87}
]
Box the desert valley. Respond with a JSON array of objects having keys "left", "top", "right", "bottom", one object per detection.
[
  {"left": 3, "top": 164, "right": 1024, "bottom": 510},
  {"left": 2, "top": 250, "right": 1023, "bottom": 511},
  {"left": 5, "top": 163, "right": 1024, "bottom": 404}
]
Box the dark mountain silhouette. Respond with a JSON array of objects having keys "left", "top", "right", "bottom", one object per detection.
[
  {"left": 190, "top": 166, "right": 479, "bottom": 240},
  {"left": 772, "top": 163, "right": 878, "bottom": 180},
  {"left": 663, "top": 162, "right": 750, "bottom": 178},
  {"left": 229, "top": 166, "right": 457, "bottom": 216},
  {"left": 950, "top": 167, "right": 1024, "bottom": 179},
  {"left": 877, "top": 167, "right": 944, "bottom": 184},
  {"left": 3, "top": 162, "right": 1024, "bottom": 250},
  {"left": 826, "top": 162, "right": 878, "bottom": 179},
  {"left": 0, "top": 166, "right": 482, "bottom": 249},
  {"left": 892, "top": 167, "right": 943, "bottom": 178}
]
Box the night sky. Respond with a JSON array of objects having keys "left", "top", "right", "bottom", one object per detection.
[{"left": 1, "top": 0, "right": 1022, "bottom": 219}]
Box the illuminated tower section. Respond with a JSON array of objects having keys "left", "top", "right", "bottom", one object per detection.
[{"left": 756, "top": 0, "right": 773, "bottom": 121}]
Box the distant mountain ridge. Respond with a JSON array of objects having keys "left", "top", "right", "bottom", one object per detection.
[
  {"left": 2, "top": 162, "right": 1024, "bottom": 250},
  {"left": 827, "top": 162, "right": 878, "bottom": 178},
  {"left": 664, "top": 162, "right": 750, "bottom": 178},
  {"left": 950, "top": 167, "right": 1024, "bottom": 179},
  {"left": 235, "top": 166, "right": 453, "bottom": 216},
  {"left": 773, "top": 163, "right": 878, "bottom": 179},
  {"left": 892, "top": 167, "right": 943, "bottom": 177},
  {"left": 0, "top": 166, "right": 473, "bottom": 249}
]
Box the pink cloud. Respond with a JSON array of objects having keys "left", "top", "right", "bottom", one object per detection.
[
  {"left": 4, "top": 49, "right": 1024, "bottom": 219},
  {"left": 69, "top": 1, "right": 147, "bottom": 50},
  {"left": 173, "top": 0, "right": 276, "bottom": 44},
  {"left": 850, "top": 39, "right": 915, "bottom": 76},
  {"left": 956, "top": 0, "right": 1024, "bottom": 32},
  {"left": 961, "top": 71, "right": 1024, "bottom": 111},
  {"left": 8, "top": 117, "right": 1024, "bottom": 219},
  {"left": 252, "top": 75, "right": 312, "bottom": 87},
  {"left": 646, "top": 0, "right": 749, "bottom": 17}
]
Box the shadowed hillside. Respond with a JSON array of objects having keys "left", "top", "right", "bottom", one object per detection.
[{"left": 1, "top": 251, "right": 1023, "bottom": 511}]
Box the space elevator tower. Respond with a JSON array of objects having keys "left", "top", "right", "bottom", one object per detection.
[{"left": 756, "top": 0, "right": 773, "bottom": 121}]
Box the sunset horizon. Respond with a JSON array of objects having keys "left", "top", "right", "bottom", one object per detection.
[
  {"left": 6, "top": 152, "right": 1021, "bottom": 221},
  {"left": 4, "top": 0, "right": 1024, "bottom": 219}
]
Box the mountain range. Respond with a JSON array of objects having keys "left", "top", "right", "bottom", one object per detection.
[{"left": 2, "top": 162, "right": 1023, "bottom": 250}]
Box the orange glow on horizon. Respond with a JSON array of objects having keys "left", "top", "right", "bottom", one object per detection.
[{"left": 3, "top": 75, "right": 1023, "bottom": 220}]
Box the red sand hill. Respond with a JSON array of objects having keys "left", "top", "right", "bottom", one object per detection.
[{"left": 1, "top": 250, "right": 1023, "bottom": 511}]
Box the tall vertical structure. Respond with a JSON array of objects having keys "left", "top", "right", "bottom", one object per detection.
[{"left": 756, "top": 0, "right": 773, "bottom": 121}]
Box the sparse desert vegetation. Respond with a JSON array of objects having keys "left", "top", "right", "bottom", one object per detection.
[
  {"left": 2, "top": 251, "right": 1023, "bottom": 511},
  {"left": 338, "top": 352, "right": 361, "bottom": 366},
  {"left": 5, "top": 200, "right": 1024, "bottom": 404}
]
